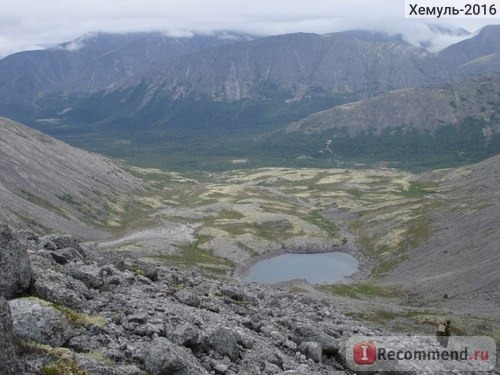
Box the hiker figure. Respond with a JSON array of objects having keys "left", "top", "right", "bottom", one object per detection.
[{"left": 436, "top": 320, "right": 452, "bottom": 348}]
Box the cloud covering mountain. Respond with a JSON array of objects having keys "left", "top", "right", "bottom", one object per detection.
[{"left": 1, "top": 0, "right": 498, "bottom": 57}]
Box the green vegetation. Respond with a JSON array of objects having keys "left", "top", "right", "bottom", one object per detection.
[
  {"left": 53, "top": 304, "right": 108, "bottom": 328},
  {"left": 346, "top": 308, "right": 500, "bottom": 339},
  {"left": 306, "top": 211, "right": 339, "bottom": 236},
  {"left": 21, "top": 297, "right": 107, "bottom": 328},
  {"left": 399, "top": 181, "right": 437, "bottom": 198},
  {"left": 83, "top": 351, "right": 114, "bottom": 366},
  {"left": 19, "top": 342, "right": 88, "bottom": 375},
  {"left": 290, "top": 286, "right": 309, "bottom": 294},
  {"left": 317, "top": 282, "right": 399, "bottom": 299},
  {"left": 18, "top": 190, "right": 68, "bottom": 218},
  {"left": 33, "top": 104, "right": 500, "bottom": 172},
  {"left": 370, "top": 257, "right": 408, "bottom": 277},
  {"left": 157, "top": 239, "right": 233, "bottom": 275},
  {"left": 42, "top": 359, "right": 87, "bottom": 375}
]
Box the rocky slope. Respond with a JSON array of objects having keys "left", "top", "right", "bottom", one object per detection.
[
  {"left": 282, "top": 76, "right": 500, "bottom": 166},
  {"left": 0, "top": 222, "right": 375, "bottom": 374},
  {"left": 380, "top": 154, "right": 500, "bottom": 315},
  {"left": 5, "top": 221, "right": 495, "bottom": 375},
  {"left": 287, "top": 76, "right": 500, "bottom": 136},
  {"left": 0, "top": 117, "right": 143, "bottom": 238},
  {"left": 436, "top": 25, "right": 500, "bottom": 76}
]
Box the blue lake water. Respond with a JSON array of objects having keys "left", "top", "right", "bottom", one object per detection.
[{"left": 245, "top": 252, "right": 358, "bottom": 284}]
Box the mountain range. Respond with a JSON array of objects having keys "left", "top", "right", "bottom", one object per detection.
[{"left": 0, "top": 26, "right": 499, "bottom": 170}]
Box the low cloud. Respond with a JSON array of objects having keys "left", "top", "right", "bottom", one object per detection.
[{"left": 0, "top": 0, "right": 497, "bottom": 57}]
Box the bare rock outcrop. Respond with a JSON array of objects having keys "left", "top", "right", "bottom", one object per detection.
[
  {"left": 144, "top": 337, "right": 209, "bottom": 375},
  {"left": 0, "top": 223, "right": 31, "bottom": 299},
  {"left": 9, "top": 298, "right": 74, "bottom": 347},
  {"left": 0, "top": 297, "right": 20, "bottom": 375}
]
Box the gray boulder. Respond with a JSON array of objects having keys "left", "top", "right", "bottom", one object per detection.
[
  {"left": 144, "top": 337, "right": 208, "bottom": 375},
  {"left": 202, "top": 326, "right": 243, "bottom": 362},
  {"left": 9, "top": 298, "right": 73, "bottom": 347},
  {"left": 174, "top": 289, "right": 201, "bottom": 307},
  {"left": 0, "top": 297, "right": 20, "bottom": 375},
  {"left": 164, "top": 316, "right": 200, "bottom": 348},
  {"left": 30, "top": 265, "right": 90, "bottom": 309},
  {"left": 0, "top": 223, "right": 32, "bottom": 299},
  {"left": 298, "top": 341, "right": 322, "bottom": 363},
  {"left": 69, "top": 264, "right": 103, "bottom": 289},
  {"left": 41, "top": 234, "right": 82, "bottom": 252},
  {"left": 293, "top": 324, "right": 339, "bottom": 355},
  {"left": 57, "top": 247, "right": 85, "bottom": 263}
]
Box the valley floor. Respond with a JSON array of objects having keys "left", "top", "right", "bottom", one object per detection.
[{"left": 98, "top": 160, "right": 500, "bottom": 341}]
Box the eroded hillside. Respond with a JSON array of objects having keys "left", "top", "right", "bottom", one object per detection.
[{"left": 0, "top": 117, "right": 144, "bottom": 237}]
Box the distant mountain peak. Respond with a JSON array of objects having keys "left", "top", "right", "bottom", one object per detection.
[
  {"left": 426, "top": 24, "right": 471, "bottom": 37},
  {"left": 55, "top": 32, "right": 99, "bottom": 51}
]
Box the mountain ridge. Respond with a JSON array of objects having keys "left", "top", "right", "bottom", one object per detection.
[
  {"left": 0, "top": 31, "right": 256, "bottom": 109},
  {"left": 1, "top": 26, "right": 499, "bottom": 170},
  {"left": 287, "top": 75, "right": 500, "bottom": 135}
]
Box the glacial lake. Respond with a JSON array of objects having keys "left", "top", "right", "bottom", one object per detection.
[{"left": 245, "top": 252, "right": 358, "bottom": 284}]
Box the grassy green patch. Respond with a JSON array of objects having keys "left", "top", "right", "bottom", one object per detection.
[
  {"left": 53, "top": 304, "right": 108, "bottom": 328},
  {"left": 318, "top": 282, "right": 398, "bottom": 299},
  {"left": 404, "top": 215, "right": 432, "bottom": 248},
  {"left": 21, "top": 297, "right": 107, "bottom": 328},
  {"left": 83, "top": 351, "right": 114, "bottom": 366},
  {"left": 399, "top": 181, "right": 437, "bottom": 198},
  {"left": 253, "top": 221, "right": 294, "bottom": 241},
  {"left": 351, "top": 198, "right": 443, "bottom": 277},
  {"left": 42, "top": 358, "right": 87, "bottom": 375},
  {"left": 157, "top": 240, "right": 233, "bottom": 272},
  {"left": 291, "top": 286, "right": 309, "bottom": 294},
  {"left": 17, "top": 190, "right": 69, "bottom": 218},
  {"left": 346, "top": 309, "right": 399, "bottom": 323},
  {"left": 345, "top": 189, "right": 365, "bottom": 200},
  {"left": 347, "top": 308, "right": 500, "bottom": 339},
  {"left": 306, "top": 211, "right": 339, "bottom": 236},
  {"left": 20, "top": 342, "right": 88, "bottom": 375},
  {"left": 217, "top": 210, "right": 245, "bottom": 220}
]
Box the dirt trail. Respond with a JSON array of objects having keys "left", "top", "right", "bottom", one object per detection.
[{"left": 99, "top": 222, "right": 199, "bottom": 249}]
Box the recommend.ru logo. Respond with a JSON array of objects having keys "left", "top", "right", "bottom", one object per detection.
[{"left": 346, "top": 335, "right": 496, "bottom": 372}]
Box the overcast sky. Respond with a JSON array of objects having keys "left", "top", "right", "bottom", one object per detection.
[{"left": 1, "top": 0, "right": 499, "bottom": 57}]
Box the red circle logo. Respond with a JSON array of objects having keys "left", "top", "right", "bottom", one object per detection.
[{"left": 353, "top": 342, "right": 377, "bottom": 365}]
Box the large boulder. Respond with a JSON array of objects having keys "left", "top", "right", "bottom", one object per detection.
[
  {"left": 40, "top": 234, "right": 83, "bottom": 252},
  {"left": 164, "top": 315, "right": 200, "bottom": 348},
  {"left": 0, "top": 223, "right": 32, "bottom": 299},
  {"left": 298, "top": 341, "right": 322, "bottom": 363},
  {"left": 143, "top": 337, "right": 208, "bottom": 375},
  {"left": 0, "top": 297, "right": 20, "bottom": 375},
  {"left": 293, "top": 324, "right": 339, "bottom": 355},
  {"left": 9, "top": 298, "right": 73, "bottom": 347},
  {"left": 202, "top": 326, "right": 243, "bottom": 362},
  {"left": 30, "top": 265, "right": 91, "bottom": 309}
]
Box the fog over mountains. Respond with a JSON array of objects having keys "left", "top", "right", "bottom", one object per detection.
[{"left": 0, "top": 25, "right": 499, "bottom": 170}]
